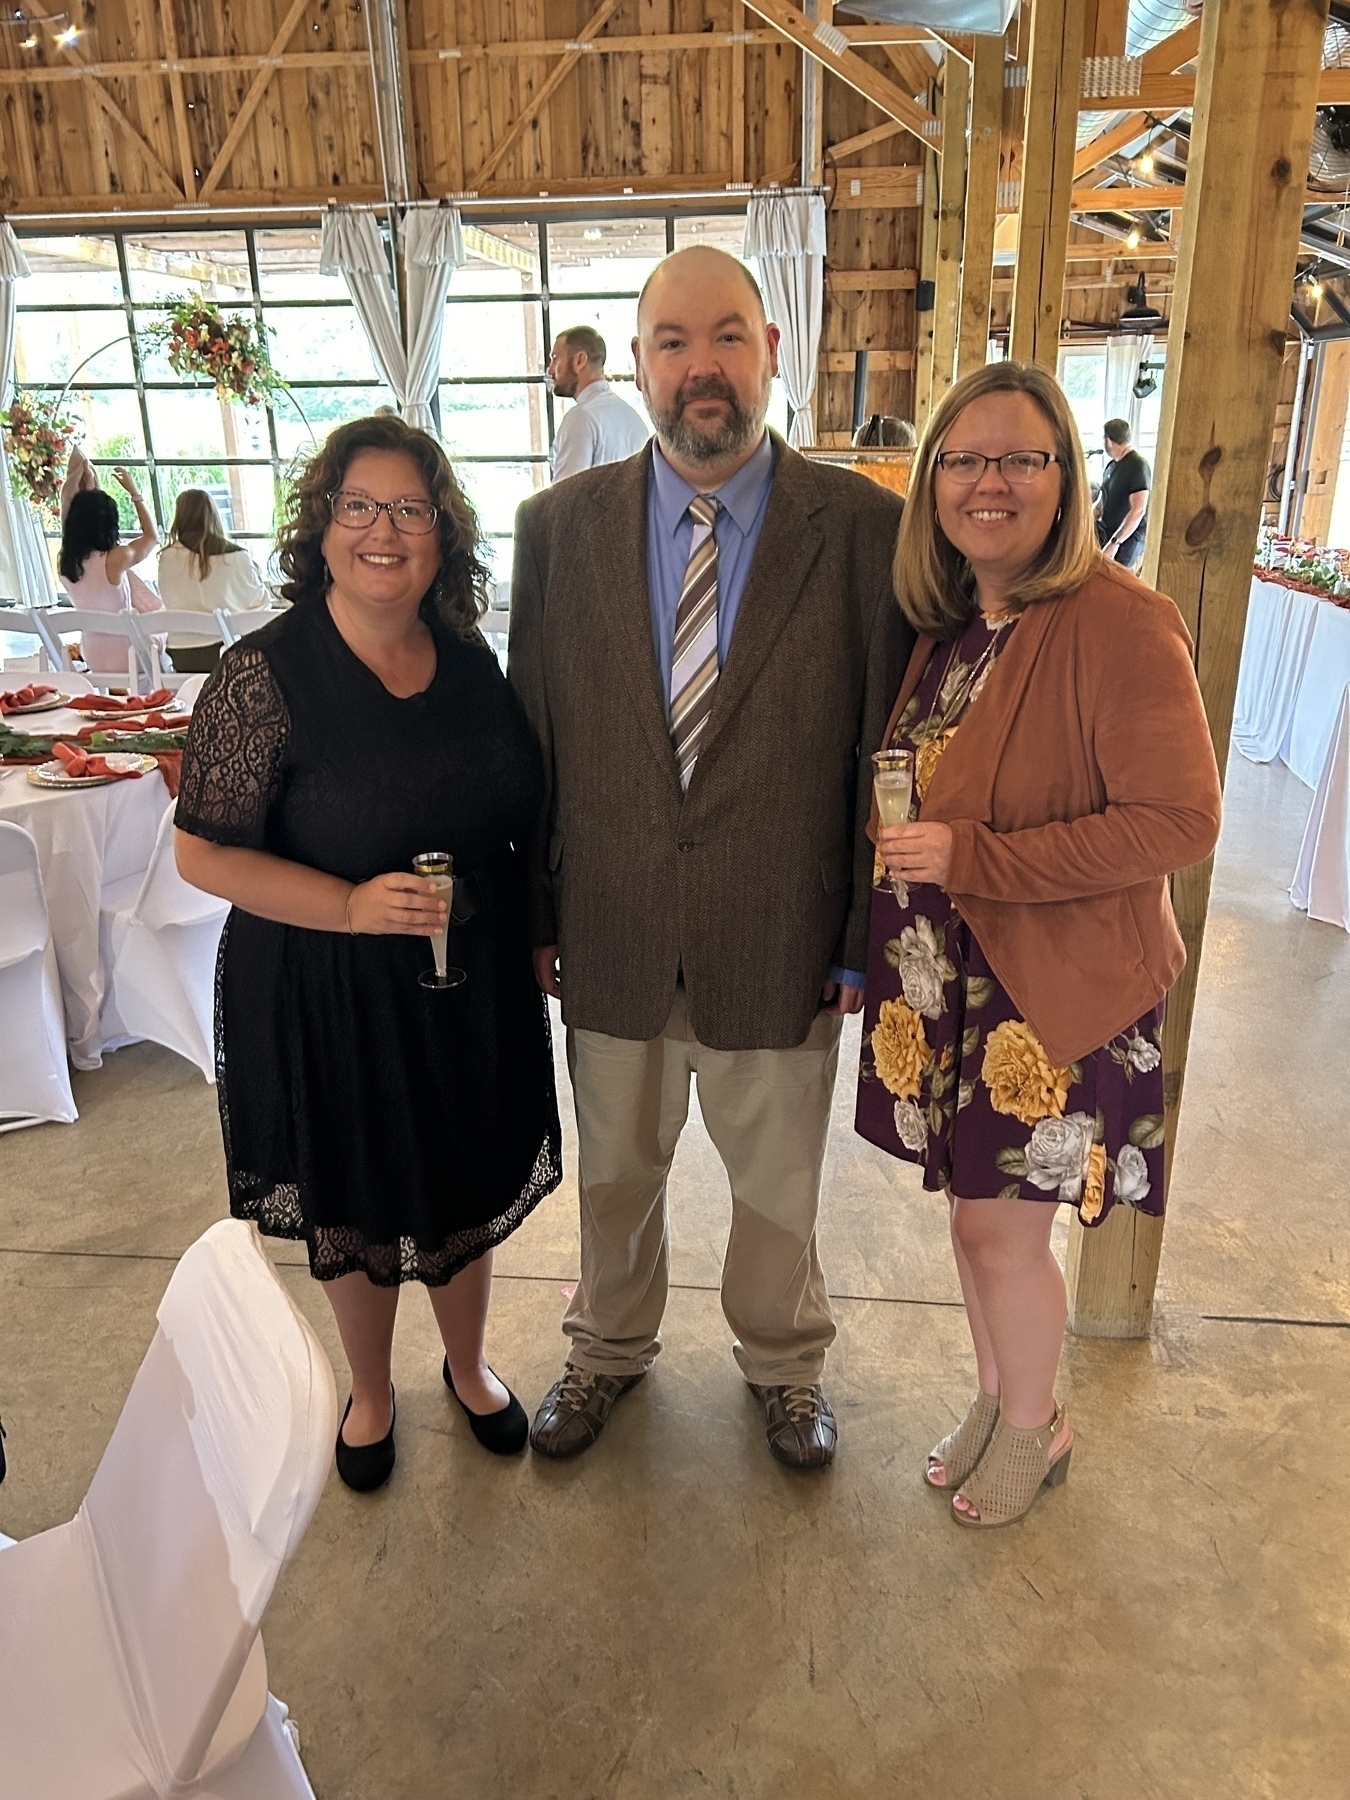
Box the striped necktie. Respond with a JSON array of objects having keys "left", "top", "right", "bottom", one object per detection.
[{"left": 669, "top": 494, "right": 720, "bottom": 789}]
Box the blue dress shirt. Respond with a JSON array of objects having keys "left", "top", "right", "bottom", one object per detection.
[
  {"left": 645, "top": 430, "right": 776, "bottom": 701},
  {"left": 644, "top": 432, "right": 865, "bottom": 993}
]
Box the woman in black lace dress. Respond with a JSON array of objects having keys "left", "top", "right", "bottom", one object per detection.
[{"left": 175, "top": 415, "right": 561, "bottom": 1490}]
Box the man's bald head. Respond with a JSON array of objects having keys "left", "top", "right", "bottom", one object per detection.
[
  {"left": 637, "top": 245, "right": 767, "bottom": 326},
  {"left": 632, "top": 245, "right": 780, "bottom": 481}
]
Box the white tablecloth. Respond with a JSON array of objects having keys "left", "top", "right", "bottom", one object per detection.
[
  {"left": 1233, "top": 577, "right": 1350, "bottom": 786},
  {"left": 0, "top": 767, "right": 170, "bottom": 1068},
  {"left": 1292, "top": 688, "right": 1350, "bottom": 930},
  {"left": 1231, "top": 579, "right": 1321, "bottom": 763}
]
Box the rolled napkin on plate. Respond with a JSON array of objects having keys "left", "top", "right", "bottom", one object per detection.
[
  {"left": 51, "top": 740, "right": 145, "bottom": 781},
  {"left": 69, "top": 687, "right": 175, "bottom": 714},
  {"left": 0, "top": 684, "right": 58, "bottom": 713}
]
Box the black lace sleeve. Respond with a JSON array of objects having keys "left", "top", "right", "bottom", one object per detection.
[{"left": 175, "top": 644, "right": 289, "bottom": 848}]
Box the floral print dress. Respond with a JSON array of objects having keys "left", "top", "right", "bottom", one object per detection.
[{"left": 854, "top": 612, "right": 1167, "bottom": 1226}]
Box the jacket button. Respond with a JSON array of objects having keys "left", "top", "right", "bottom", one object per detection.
[{"left": 677, "top": 839, "right": 694, "bottom": 852}]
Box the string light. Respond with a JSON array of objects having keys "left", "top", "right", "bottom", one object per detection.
[
  {"left": 19, "top": 30, "right": 36, "bottom": 46},
  {"left": 1136, "top": 150, "right": 1155, "bottom": 176},
  {"left": 1126, "top": 227, "right": 1142, "bottom": 250},
  {"left": 1311, "top": 279, "right": 1325, "bottom": 301},
  {"left": 53, "top": 22, "right": 78, "bottom": 43}
]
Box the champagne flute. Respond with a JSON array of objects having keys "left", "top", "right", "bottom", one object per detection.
[
  {"left": 413, "top": 851, "right": 465, "bottom": 990},
  {"left": 872, "top": 748, "right": 915, "bottom": 906}
]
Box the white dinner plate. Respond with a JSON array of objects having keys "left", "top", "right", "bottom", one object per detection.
[
  {"left": 26, "top": 752, "right": 158, "bottom": 789},
  {"left": 0, "top": 693, "right": 65, "bottom": 716},
  {"left": 69, "top": 701, "right": 167, "bottom": 719}
]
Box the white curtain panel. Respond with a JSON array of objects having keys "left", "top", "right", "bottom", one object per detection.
[
  {"left": 0, "top": 220, "right": 55, "bottom": 609},
  {"left": 744, "top": 194, "right": 827, "bottom": 450},
  {"left": 320, "top": 206, "right": 408, "bottom": 407},
  {"left": 1104, "top": 333, "right": 1151, "bottom": 442},
  {"left": 400, "top": 206, "right": 466, "bottom": 431},
  {"left": 320, "top": 205, "right": 466, "bottom": 433}
]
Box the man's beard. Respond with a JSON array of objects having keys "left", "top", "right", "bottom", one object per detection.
[{"left": 653, "top": 373, "right": 770, "bottom": 463}]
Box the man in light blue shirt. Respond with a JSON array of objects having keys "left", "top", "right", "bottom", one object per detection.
[{"left": 547, "top": 326, "right": 650, "bottom": 482}]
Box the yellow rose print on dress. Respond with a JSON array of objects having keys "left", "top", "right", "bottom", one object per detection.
[
  {"left": 1080, "top": 1143, "right": 1108, "bottom": 1223},
  {"left": 915, "top": 727, "right": 958, "bottom": 801},
  {"left": 980, "top": 1019, "right": 1073, "bottom": 1126},
  {"left": 870, "top": 997, "right": 930, "bottom": 1101}
]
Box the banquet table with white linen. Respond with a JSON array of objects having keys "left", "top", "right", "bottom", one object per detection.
[
  {"left": 0, "top": 764, "right": 170, "bottom": 1067},
  {"left": 1233, "top": 574, "right": 1350, "bottom": 930}
]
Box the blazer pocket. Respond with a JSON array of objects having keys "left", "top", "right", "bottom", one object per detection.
[
  {"left": 548, "top": 830, "right": 565, "bottom": 872},
  {"left": 820, "top": 849, "right": 852, "bottom": 895}
]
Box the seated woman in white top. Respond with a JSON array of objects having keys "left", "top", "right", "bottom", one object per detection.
[
  {"left": 157, "top": 489, "right": 268, "bottom": 673},
  {"left": 57, "top": 452, "right": 162, "bottom": 680}
]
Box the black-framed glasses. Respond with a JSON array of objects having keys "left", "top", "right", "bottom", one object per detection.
[
  {"left": 934, "top": 451, "right": 1060, "bottom": 486},
  {"left": 327, "top": 491, "right": 439, "bottom": 535}
]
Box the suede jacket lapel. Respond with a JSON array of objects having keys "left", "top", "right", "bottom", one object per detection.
[{"left": 584, "top": 445, "right": 683, "bottom": 789}]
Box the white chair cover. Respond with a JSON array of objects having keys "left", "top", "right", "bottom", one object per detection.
[
  {"left": 216, "top": 606, "right": 288, "bottom": 646},
  {"left": 1291, "top": 685, "right": 1350, "bottom": 932},
  {"left": 142, "top": 610, "right": 226, "bottom": 688},
  {"left": 101, "top": 802, "right": 229, "bottom": 1081},
  {"left": 0, "top": 821, "right": 76, "bottom": 1132},
  {"left": 46, "top": 609, "right": 153, "bottom": 689},
  {"left": 0, "top": 1219, "right": 337, "bottom": 1800}
]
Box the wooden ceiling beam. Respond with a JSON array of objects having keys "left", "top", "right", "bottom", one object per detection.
[
  {"left": 1009, "top": 0, "right": 1086, "bottom": 367},
  {"left": 956, "top": 31, "right": 1003, "bottom": 379},
  {"left": 741, "top": 0, "right": 941, "bottom": 148},
  {"left": 825, "top": 119, "right": 907, "bottom": 163},
  {"left": 1137, "top": 17, "right": 1201, "bottom": 74},
  {"left": 157, "top": 1, "right": 198, "bottom": 201},
  {"left": 471, "top": 0, "right": 623, "bottom": 187},
  {"left": 26, "top": 21, "right": 186, "bottom": 199},
  {"left": 1073, "top": 110, "right": 1149, "bottom": 179},
  {"left": 197, "top": 0, "right": 313, "bottom": 201}
]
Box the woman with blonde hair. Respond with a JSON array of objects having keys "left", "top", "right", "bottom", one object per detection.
[
  {"left": 157, "top": 488, "right": 268, "bottom": 673},
  {"left": 854, "top": 361, "right": 1221, "bottom": 1526}
]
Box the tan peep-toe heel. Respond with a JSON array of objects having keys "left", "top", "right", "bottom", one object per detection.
[
  {"left": 950, "top": 1403, "right": 1072, "bottom": 1529},
  {"left": 924, "top": 1389, "right": 999, "bottom": 1490}
]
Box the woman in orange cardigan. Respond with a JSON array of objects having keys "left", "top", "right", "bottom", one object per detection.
[{"left": 855, "top": 361, "right": 1221, "bottom": 1527}]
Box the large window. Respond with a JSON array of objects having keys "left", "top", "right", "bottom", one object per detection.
[{"left": 13, "top": 212, "right": 787, "bottom": 589}]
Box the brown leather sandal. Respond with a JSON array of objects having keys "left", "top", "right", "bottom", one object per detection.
[
  {"left": 924, "top": 1389, "right": 999, "bottom": 1491},
  {"left": 951, "top": 1403, "right": 1072, "bottom": 1528}
]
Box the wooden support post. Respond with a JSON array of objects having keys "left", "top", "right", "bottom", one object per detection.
[
  {"left": 930, "top": 54, "right": 969, "bottom": 404},
  {"left": 1298, "top": 340, "right": 1350, "bottom": 543},
  {"left": 731, "top": 0, "right": 747, "bottom": 183},
  {"left": 1065, "top": 0, "right": 1332, "bottom": 1339},
  {"left": 1008, "top": 0, "right": 1085, "bottom": 369},
  {"left": 956, "top": 34, "right": 1002, "bottom": 380},
  {"left": 912, "top": 143, "right": 940, "bottom": 430}
]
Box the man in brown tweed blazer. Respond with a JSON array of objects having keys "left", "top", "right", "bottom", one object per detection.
[{"left": 509, "top": 246, "right": 911, "bottom": 1468}]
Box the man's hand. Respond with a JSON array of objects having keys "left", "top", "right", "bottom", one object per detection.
[
  {"left": 534, "top": 944, "right": 562, "bottom": 998},
  {"left": 877, "top": 821, "right": 954, "bottom": 887},
  {"left": 821, "top": 978, "right": 865, "bottom": 1016}
]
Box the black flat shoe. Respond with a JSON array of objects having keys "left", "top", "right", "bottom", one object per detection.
[
  {"left": 336, "top": 1389, "right": 396, "bottom": 1492},
  {"left": 443, "top": 1357, "right": 528, "bottom": 1455}
]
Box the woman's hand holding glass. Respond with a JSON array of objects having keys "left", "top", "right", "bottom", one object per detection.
[
  {"left": 345, "top": 872, "right": 448, "bottom": 936},
  {"left": 878, "top": 821, "right": 954, "bottom": 887}
]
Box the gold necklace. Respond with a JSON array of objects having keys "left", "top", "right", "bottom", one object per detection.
[{"left": 921, "top": 615, "right": 1015, "bottom": 744}]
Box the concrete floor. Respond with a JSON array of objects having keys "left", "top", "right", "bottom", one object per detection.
[{"left": 2, "top": 748, "right": 1348, "bottom": 1800}]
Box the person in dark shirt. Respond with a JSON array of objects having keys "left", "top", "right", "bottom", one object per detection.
[{"left": 1096, "top": 419, "right": 1150, "bottom": 569}]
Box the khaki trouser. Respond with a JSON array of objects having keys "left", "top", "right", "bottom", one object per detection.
[{"left": 563, "top": 988, "right": 842, "bottom": 1385}]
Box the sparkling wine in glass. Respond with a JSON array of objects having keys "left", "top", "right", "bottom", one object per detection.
[
  {"left": 413, "top": 852, "right": 465, "bottom": 990},
  {"left": 872, "top": 748, "right": 915, "bottom": 906}
]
